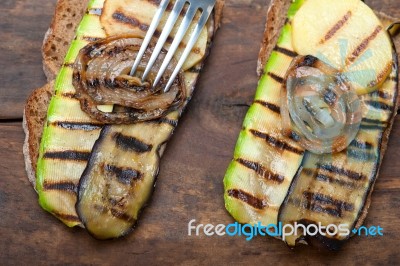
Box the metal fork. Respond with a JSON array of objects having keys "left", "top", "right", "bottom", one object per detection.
[{"left": 129, "top": 0, "right": 216, "bottom": 92}]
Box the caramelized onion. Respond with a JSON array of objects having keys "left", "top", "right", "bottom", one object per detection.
[
  {"left": 281, "top": 55, "right": 362, "bottom": 154},
  {"left": 73, "top": 35, "right": 186, "bottom": 124}
]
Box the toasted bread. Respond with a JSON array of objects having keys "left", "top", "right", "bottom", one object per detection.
[
  {"left": 23, "top": 82, "right": 53, "bottom": 188},
  {"left": 42, "top": 0, "right": 89, "bottom": 81}
]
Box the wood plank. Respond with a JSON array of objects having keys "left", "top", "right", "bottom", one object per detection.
[
  {"left": 1, "top": 0, "right": 400, "bottom": 264},
  {"left": 1, "top": 115, "right": 400, "bottom": 264},
  {"left": 0, "top": 0, "right": 56, "bottom": 119}
]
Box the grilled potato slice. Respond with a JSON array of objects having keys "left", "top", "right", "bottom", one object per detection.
[{"left": 292, "top": 0, "right": 393, "bottom": 94}]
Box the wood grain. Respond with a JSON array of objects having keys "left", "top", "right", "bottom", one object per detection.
[
  {"left": 0, "top": 0, "right": 56, "bottom": 119},
  {"left": 1, "top": 0, "right": 400, "bottom": 265}
]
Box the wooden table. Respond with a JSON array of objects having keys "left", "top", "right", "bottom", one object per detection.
[{"left": 1, "top": 0, "right": 399, "bottom": 264}]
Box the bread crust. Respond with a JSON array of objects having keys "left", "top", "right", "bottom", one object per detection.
[
  {"left": 23, "top": 82, "right": 53, "bottom": 188},
  {"left": 257, "top": 0, "right": 291, "bottom": 76},
  {"left": 42, "top": 0, "right": 89, "bottom": 81},
  {"left": 353, "top": 12, "right": 400, "bottom": 230}
]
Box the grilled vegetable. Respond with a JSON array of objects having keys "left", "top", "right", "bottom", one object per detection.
[
  {"left": 224, "top": 0, "right": 398, "bottom": 249},
  {"left": 73, "top": 35, "right": 186, "bottom": 124},
  {"left": 76, "top": 121, "right": 172, "bottom": 239},
  {"left": 292, "top": 0, "right": 393, "bottom": 95},
  {"left": 279, "top": 59, "right": 398, "bottom": 249},
  {"left": 37, "top": 0, "right": 212, "bottom": 230},
  {"left": 224, "top": 1, "right": 305, "bottom": 226},
  {"left": 37, "top": 0, "right": 107, "bottom": 227},
  {"left": 281, "top": 55, "right": 362, "bottom": 154},
  {"left": 101, "top": 0, "right": 208, "bottom": 71}
]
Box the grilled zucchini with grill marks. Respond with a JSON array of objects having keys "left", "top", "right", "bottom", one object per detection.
[
  {"left": 37, "top": 0, "right": 107, "bottom": 227},
  {"left": 224, "top": 0, "right": 399, "bottom": 249},
  {"left": 224, "top": 0, "right": 305, "bottom": 228}
]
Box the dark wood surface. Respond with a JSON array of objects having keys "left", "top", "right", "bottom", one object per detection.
[{"left": 1, "top": 0, "right": 400, "bottom": 265}]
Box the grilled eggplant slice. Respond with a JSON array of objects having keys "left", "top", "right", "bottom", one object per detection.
[
  {"left": 36, "top": 0, "right": 215, "bottom": 232},
  {"left": 76, "top": 121, "right": 172, "bottom": 239},
  {"left": 279, "top": 59, "right": 398, "bottom": 249},
  {"left": 224, "top": 0, "right": 398, "bottom": 249}
]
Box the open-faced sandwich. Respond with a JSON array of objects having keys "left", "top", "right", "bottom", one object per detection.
[
  {"left": 23, "top": 0, "right": 224, "bottom": 239},
  {"left": 224, "top": 0, "right": 399, "bottom": 250}
]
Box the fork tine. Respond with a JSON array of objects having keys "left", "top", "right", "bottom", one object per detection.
[
  {"left": 129, "top": 0, "right": 170, "bottom": 76},
  {"left": 163, "top": 9, "right": 213, "bottom": 92},
  {"left": 141, "top": 0, "right": 186, "bottom": 81},
  {"left": 152, "top": 4, "right": 198, "bottom": 89}
]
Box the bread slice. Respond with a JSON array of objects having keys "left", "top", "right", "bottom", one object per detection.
[
  {"left": 257, "top": 0, "right": 292, "bottom": 76},
  {"left": 42, "top": 0, "right": 89, "bottom": 81},
  {"left": 23, "top": 82, "right": 53, "bottom": 188},
  {"left": 24, "top": 0, "right": 224, "bottom": 190}
]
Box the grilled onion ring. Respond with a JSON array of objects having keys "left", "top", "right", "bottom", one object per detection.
[
  {"left": 73, "top": 35, "right": 185, "bottom": 124},
  {"left": 281, "top": 55, "right": 362, "bottom": 154}
]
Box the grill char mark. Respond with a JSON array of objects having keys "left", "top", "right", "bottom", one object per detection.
[
  {"left": 317, "top": 163, "right": 365, "bottom": 181},
  {"left": 104, "top": 164, "right": 142, "bottom": 185},
  {"left": 268, "top": 72, "right": 285, "bottom": 84},
  {"left": 112, "top": 11, "right": 149, "bottom": 32},
  {"left": 362, "top": 118, "right": 388, "bottom": 125},
  {"left": 368, "top": 62, "right": 393, "bottom": 87},
  {"left": 315, "top": 173, "right": 356, "bottom": 189},
  {"left": 371, "top": 90, "right": 391, "bottom": 99},
  {"left": 227, "top": 189, "right": 267, "bottom": 210},
  {"left": 112, "top": 11, "right": 174, "bottom": 43},
  {"left": 303, "top": 192, "right": 354, "bottom": 218},
  {"left": 44, "top": 151, "right": 91, "bottom": 161},
  {"left": 110, "top": 209, "right": 136, "bottom": 223},
  {"left": 43, "top": 181, "right": 77, "bottom": 193},
  {"left": 249, "top": 129, "right": 303, "bottom": 155},
  {"left": 113, "top": 132, "right": 153, "bottom": 153},
  {"left": 348, "top": 25, "right": 382, "bottom": 63},
  {"left": 360, "top": 124, "right": 386, "bottom": 130},
  {"left": 349, "top": 140, "right": 373, "bottom": 150},
  {"left": 61, "top": 92, "right": 78, "bottom": 99},
  {"left": 52, "top": 121, "right": 103, "bottom": 131},
  {"left": 82, "top": 36, "right": 103, "bottom": 42},
  {"left": 63, "top": 62, "right": 74, "bottom": 68},
  {"left": 273, "top": 46, "right": 298, "bottom": 57},
  {"left": 254, "top": 100, "right": 280, "bottom": 114},
  {"left": 236, "top": 158, "right": 285, "bottom": 183},
  {"left": 302, "top": 168, "right": 357, "bottom": 189},
  {"left": 321, "top": 11, "right": 352, "bottom": 44},
  {"left": 149, "top": 117, "right": 178, "bottom": 127},
  {"left": 93, "top": 204, "right": 136, "bottom": 223},
  {"left": 364, "top": 100, "right": 393, "bottom": 111},
  {"left": 53, "top": 211, "right": 81, "bottom": 223}
]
